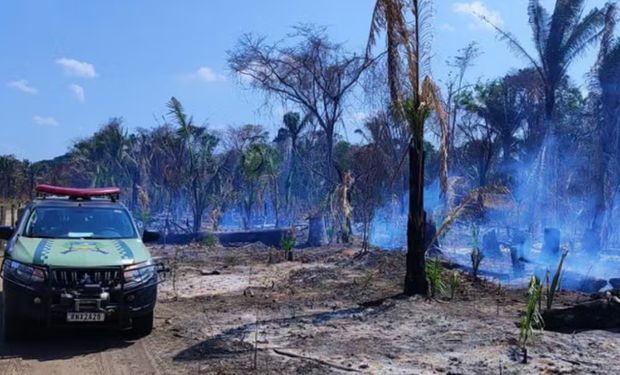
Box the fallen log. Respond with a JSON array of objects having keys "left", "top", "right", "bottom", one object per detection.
[
  {"left": 542, "top": 297, "right": 620, "bottom": 332},
  {"left": 160, "top": 229, "right": 291, "bottom": 248},
  {"left": 559, "top": 274, "right": 608, "bottom": 294},
  {"left": 218, "top": 229, "right": 291, "bottom": 248}
]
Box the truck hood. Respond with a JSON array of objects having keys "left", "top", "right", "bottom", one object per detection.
[{"left": 11, "top": 237, "right": 151, "bottom": 267}]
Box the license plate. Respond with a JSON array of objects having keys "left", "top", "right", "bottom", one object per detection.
[{"left": 67, "top": 312, "right": 105, "bottom": 322}]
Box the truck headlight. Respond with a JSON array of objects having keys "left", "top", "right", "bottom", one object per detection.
[
  {"left": 123, "top": 260, "right": 155, "bottom": 286},
  {"left": 2, "top": 259, "right": 46, "bottom": 284}
]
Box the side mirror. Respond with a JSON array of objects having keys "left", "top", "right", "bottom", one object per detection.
[
  {"left": 0, "top": 226, "right": 14, "bottom": 241},
  {"left": 142, "top": 230, "right": 160, "bottom": 244}
]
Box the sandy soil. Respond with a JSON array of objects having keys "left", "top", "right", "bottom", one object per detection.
[{"left": 0, "top": 244, "right": 619, "bottom": 374}]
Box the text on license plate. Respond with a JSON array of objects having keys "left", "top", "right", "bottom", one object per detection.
[{"left": 67, "top": 312, "right": 105, "bottom": 322}]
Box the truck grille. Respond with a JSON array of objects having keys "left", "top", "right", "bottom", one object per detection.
[{"left": 50, "top": 268, "right": 123, "bottom": 288}]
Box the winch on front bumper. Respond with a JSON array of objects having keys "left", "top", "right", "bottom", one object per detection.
[{"left": 1, "top": 259, "right": 166, "bottom": 330}]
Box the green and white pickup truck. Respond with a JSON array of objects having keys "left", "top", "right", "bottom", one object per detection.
[{"left": 0, "top": 185, "right": 164, "bottom": 341}]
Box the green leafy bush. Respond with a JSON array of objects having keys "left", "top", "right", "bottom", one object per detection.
[
  {"left": 280, "top": 233, "right": 296, "bottom": 261},
  {"left": 426, "top": 258, "right": 445, "bottom": 297},
  {"left": 519, "top": 276, "right": 544, "bottom": 363},
  {"left": 202, "top": 233, "right": 218, "bottom": 248}
]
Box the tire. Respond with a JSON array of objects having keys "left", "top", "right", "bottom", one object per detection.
[
  {"left": 130, "top": 311, "right": 153, "bottom": 338},
  {"left": 3, "top": 295, "right": 25, "bottom": 342}
]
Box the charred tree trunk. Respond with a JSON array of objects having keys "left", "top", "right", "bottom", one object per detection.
[
  {"left": 307, "top": 214, "right": 327, "bottom": 247},
  {"left": 588, "top": 115, "right": 606, "bottom": 254},
  {"left": 404, "top": 141, "right": 428, "bottom": 296}
]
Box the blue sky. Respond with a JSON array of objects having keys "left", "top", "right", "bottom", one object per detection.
[{"left": 0, "top": 0, "right": 611, "bottom": 161}]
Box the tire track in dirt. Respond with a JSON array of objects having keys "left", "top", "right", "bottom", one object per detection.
[
  {"left": 0, "top": 338, "right": 158, "bottom": 375},
  {"left": 95, "top": 338, "right": 159, "bottom": 375},
  {"left": 0, "top": 279, "right": 159, "bottom": 375}
]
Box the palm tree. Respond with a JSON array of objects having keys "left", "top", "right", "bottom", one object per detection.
[
  {"left": 282, "top": 112, "right": 310, "bottom": 220},
  {"left": 459, "top": 79, "right": 526, "bottom": 170},
  {"left": 482, "top": 0, "right": 606, "bottom": 225},
  {"left": 167, "top": 97, "right": 221, "bottom": 233},
  {"left": 367, "top": 0, "right": 448, "bottom": 296},
  {"left": 70, "top": 119, "right": 135, "bottom": 189},
  {"left": 590, "top": 3, "right": 619, "bottom": 252}
]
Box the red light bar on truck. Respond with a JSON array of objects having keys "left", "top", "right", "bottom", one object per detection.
[{"left": 35, "top": 184, "right": 120, "bottom": 201}]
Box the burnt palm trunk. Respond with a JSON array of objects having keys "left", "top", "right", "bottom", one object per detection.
[
  {"left": 404, "top": 138, "right": 428, "bottom": 296},
  {"left": 588, "top": 118, "right": 606, "bottom": 253}
]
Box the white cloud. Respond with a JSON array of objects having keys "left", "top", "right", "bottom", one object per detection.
[
  {"left": 194, "top": 67, "right": 225, "bottom": 82},
  {"left": 7, "top": 80, "right": 38, "bottom": 94},
  {"left": 33, "top": 115, "right": 60, "bottom": 127},
  {"left": 55, "top": 57, "right": 97, "bottom": 78},
  {"left": 68, "top": 84, "right": 85, "bottom": 102},
  {"left": 453, "top": 1, "right": 504, "bottom": 31}
]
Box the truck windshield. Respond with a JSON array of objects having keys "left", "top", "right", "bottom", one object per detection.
[{"left": 24, "top": 207, "right": 137, "bottom": 239}]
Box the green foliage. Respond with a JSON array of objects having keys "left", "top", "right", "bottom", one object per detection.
[
  {"left": 280, "top": 236, "right": 295, "bottom": 252},
  {"left": 426, "top": 258, "right": 445, "bottom": 297},
  {"left": 519, "top": 276, "right": 544, "bottom": 363},
  {"left": 280, "top": 234, "right": 295, "bottom": 261},
  {"left": 202, "top": 233, "right": 218, "bottom": 249},
  {"left": 242, "top": 143, "right": 279, "bottom": 179},
  {"left": 448, "top": 270, "right": 461, "bottom": 300},
  {"left": 333, "top": 141, "right": 352, "bottom": 172},
  {"left": 546, "top": 250, "right": 568, "bottom": 311}
]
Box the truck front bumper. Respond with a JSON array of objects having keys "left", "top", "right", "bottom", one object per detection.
[{"left": 2, "top": 277, "right": 157, "bottom": 330}]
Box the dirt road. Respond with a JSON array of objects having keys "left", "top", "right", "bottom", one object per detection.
[
  {"left": 0, "top": 245, "right": 619, "bottom": 374},
  {"left": 0, "top": 285, "right": 161, "bottom": 375}
]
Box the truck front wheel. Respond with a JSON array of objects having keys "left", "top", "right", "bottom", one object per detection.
[
  {"left": 3, "top": 295, "right": 25, "bottom": 341},
  {"left": 130, "top": 311, "right": 153, "bottom": 338}
]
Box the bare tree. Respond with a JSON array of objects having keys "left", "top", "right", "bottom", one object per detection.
[
  {"left": 445, "top": 42, "right": 481, "bottom": 168},
  {"left": 228, "top": 26, "right": 369, "bottom": 188}
]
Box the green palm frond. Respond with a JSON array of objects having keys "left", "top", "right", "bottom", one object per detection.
[
  {"left": 167, "top": 96, "right": 194, "bottom": 140},
  {"left": 520, "top": 276, "right": 544, "bottom": 348}
]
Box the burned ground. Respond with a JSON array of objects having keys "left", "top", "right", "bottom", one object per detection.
[{"left": 2, "top": 244, "right": 617, "bottom": 374}]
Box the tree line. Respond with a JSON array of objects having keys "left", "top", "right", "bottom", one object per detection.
[{"left": 1, "top": 0, "right": 619, "bottom": 296}]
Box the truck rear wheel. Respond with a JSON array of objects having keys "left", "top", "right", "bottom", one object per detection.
[{"left": 130, "top": 312, "right": 153, "bottom": 338}]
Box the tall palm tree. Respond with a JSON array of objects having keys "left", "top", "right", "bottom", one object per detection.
[
  {"left": 367, "top": 0, "right": 448, "bottom": 296},
  {"left": 459, "top": 79, "right": 526, "bottom": 169},
  {"left": 483, "top": 0, "right": 606, "bottom": 226},
  {"left": 167, "top": 97, "right": 221, "bottom": 233},
  {"left": 282, "top": 112, "right": 310, "bottom": 219},
  {"left": 590, "top": 3, "right": 619, "bottom": 251}
]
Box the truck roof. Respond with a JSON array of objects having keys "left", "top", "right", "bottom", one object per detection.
[
  {"left": 28, "top": 198, "right": 127, "bottom": 209},
  {"left": 27, "top": 184, "right": 126, "bottom": 209}
]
